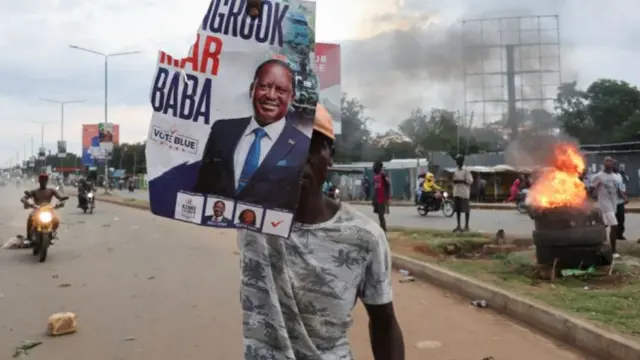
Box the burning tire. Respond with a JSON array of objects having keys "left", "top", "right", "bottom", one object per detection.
[
  {"left": 532, "top": 225, "right": 606, "bottom": 247},
  {"left": 535, "top": 244, "right": 613, "bottom": 268}
]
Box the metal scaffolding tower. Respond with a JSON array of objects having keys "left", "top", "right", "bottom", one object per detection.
[{"left": 462, "top": 15, "right": 562, "bottom": 140}]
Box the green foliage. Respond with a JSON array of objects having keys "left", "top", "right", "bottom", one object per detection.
[{"left": 556, "top": 79, "right": 640, "bottom": 143}]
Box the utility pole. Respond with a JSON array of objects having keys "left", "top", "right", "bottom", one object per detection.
[
  {"left": 69, "top": 45, "right": 141, "bottom": 192},
  {"left": 40, "top": 98, "right": 85, "bottom": 177}
]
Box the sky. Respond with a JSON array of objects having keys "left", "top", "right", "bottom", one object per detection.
[{"left": 0, "top": 0, "right": 638, "bottom": 166}]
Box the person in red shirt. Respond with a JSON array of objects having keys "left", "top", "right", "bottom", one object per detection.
[
  {"left": 505, "top": 177, "right": 522, "bottom": 202},
  {"left": 372, "top": 160, "right": 390, "bottom": 231}
]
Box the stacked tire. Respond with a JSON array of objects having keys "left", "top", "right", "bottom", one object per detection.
[{"left": 533, "top": 225, "right": 613, "bottom": 268}]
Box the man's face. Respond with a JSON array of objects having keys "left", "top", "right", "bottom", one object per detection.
[
  {"left": 213, "top": 202, "right": 225, "bottom": 217},
  {"left": 251, "top": 63, "right": 294, "bottom": 125},
  {"left": 300, "top": 132, "right": 333, "bottom": 195},
  {"left": 39, "top": 178, "right": 47, "bottom": 187},
  {"left": 456, "top": 157, "right": 464, "bottom": 167},
  {"left": 604, "top": 158, "right": 613, "bottom": 170}
]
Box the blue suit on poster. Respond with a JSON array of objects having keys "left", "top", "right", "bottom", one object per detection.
[{"left": 148, "top": 117, "right": 309, "bottom": 218}]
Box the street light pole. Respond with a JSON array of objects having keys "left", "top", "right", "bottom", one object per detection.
[
  {"left": 69, "top": 45, "right": 141, "bottom": 191},
  {"left": 40, "top": 98, "right": 85, "bottom": 176},
  {"left": 27, "top": 121, "right": 54, "bottom": 170}
]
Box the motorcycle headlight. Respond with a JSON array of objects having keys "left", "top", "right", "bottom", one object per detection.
[
  {"left": 335, "top": 189, "right": 340, "bottom": 194},
  {"left": 38, "top": 211, "right": 53, "bottom": 223},
  {"left": 87, "top": 193, "right": 94, "bottom": 198},
  {"left": 442, "top": 192, "right": 448, "bottom": 197}
]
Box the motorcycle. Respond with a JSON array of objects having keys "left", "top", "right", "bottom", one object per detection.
[
  {"left": 516, "top": 189, "right": 529, "bottom": 214},
  {"left": 81, "top": 191, "right": 95, "bottom": 214},
  {"left": 417, "top": 190, "right": 455, "bottom": 217},
  {"left": 128, "top": 182, "right": 135, "bottom": 192},
  {"left": 28, "top": 202, "right": 64, "bottom": 262}
]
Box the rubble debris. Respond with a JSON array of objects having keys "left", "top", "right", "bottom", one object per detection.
[
  {"left": 12, "top": 340, "right": 42, "bottom": 358},
  {"left": 471, "top": 300, "right": 488, "bottom": 308},
  {"left": 399, "top": 269, "right": 410, "bottom": 276},
  {"left": 399, "top": 276, "right": 415, "bottom": 283},
  {"left": 47, "top": 312, "right": 77, "bottom": 336},
  {"left": 414, "top": 340, "right": 442, "bottom": 349},
  {"left": 123, "top": 337, "right": 136, "bottom": 341},
  {"left": 2, "top": 235, "right": 31, "bottom": 250},
  {"left": 58, "top": 283, "right": 72, "bottom": 288}
]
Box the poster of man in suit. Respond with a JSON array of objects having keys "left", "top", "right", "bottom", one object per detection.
[{"left": 145, "top": 0, "right": 318, "bottom": 237}]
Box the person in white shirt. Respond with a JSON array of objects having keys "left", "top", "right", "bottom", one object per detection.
[
  {"left": 452, "top": 155, "right": 474, "bottom": 232},
  {"left": 590, "top": 157, "right": 627, "bottom": 259}
]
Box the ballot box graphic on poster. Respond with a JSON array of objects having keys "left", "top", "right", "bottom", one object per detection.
[{"left": 145, "top": 0, "right": 318, "bottom": 238}]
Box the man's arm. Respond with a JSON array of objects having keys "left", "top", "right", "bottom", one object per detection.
[
  {"left": 53, "top": 190, "right": 69, "bottom": 202},
  {"left": 20, "top": 191, "right": 33, "bottom": 207},
  {"left": 359, "top": 228, "right": 404, "bottom": 360},
  {"left": 465, "top": 169, "right": 474, "bottom": 185}
]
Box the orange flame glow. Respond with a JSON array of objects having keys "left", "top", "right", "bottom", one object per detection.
[{"left": 528, "top": 143, "right": 587, "bottom": 209}]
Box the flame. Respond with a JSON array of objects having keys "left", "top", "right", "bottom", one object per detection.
[{"left": 528, "top": 143, "right": 587, "bottom": 209}]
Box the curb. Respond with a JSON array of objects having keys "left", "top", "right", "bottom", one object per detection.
[
  {"left": 90, "top": 192, "right": 640, "bottom": 358},
  {"left": 392, "top": 254, "right": 640, "bottom": 360}
]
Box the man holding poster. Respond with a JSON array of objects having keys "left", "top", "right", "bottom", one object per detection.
[
  {"left": 239, "top": 105, "right": 405, "bottom": 360},
  {"left": 146, "top": 0, "right": 318, "bottom": 235},
  {"left": 192, "top": 59, "right": 309, "bottom": 210}
]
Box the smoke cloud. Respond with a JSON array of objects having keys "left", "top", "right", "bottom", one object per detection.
[{"left": 339, "top": 0, "right": 570, "bottom": 127}]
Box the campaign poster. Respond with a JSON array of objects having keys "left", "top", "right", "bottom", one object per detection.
[
  {"left": 146, "top": 0, "right": 318, "bottom": 238},
  {"left": 82, "top": 124, "right": 120, "bottom": 165},
  {"left": 99, "top": 123, "right": 115, "bottom": 153},
  {"left": 316, "top": 43, "right": 342, "bottom": 134}
]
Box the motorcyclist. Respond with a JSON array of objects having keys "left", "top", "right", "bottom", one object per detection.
[
  {"left": 77, "top": 178, "right": 94, "bottom": 208},
  {"left": 21, "top": 173, "right": 68, "bottom": 241},
  {"left": 420, "top": 172, "right": 442, "bottom": 207}
]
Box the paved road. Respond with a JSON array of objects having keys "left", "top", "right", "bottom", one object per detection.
[
  {"left": 110, "top": 189, "right": 640, "bottom": 239},
  {"left": 0, "top": 186, "right": 591, "bottom": 359}
]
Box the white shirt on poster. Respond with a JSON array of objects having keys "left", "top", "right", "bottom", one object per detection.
[{"left": 233, "top": 117, "right": 286, "bottom": 189}]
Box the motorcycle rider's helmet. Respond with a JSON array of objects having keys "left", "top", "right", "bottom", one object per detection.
[{"left": 426, "top": 172, "right": 435, "bottom": 180}]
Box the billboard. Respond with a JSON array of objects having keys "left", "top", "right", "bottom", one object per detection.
[
  {"left": 57, "top": 140, "right": 67, "bottom": 157},
  {"left": 316, "top": 43, "right": 342, "bottom": 134},
  {"left": 82, "top": 124, "right": 120, "bottom": 166}
]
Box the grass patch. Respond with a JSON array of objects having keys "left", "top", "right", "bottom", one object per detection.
[{"left": 388, "top": 229, "right": 640, "bottom": 337}]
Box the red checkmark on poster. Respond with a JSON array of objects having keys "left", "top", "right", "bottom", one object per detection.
[{"left": 271, "top": 220, "right": 284, "bottom": 228}]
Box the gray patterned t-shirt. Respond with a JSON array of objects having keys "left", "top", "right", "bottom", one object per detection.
[{"left": 238, "top": 204, "right": 393, "bottom": 360}]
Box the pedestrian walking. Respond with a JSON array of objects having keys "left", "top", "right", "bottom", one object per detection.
[
  {"left": 477, "top": 176, "right": 486, "bottom": 202},
  {"left": 372, "top": 160, "right": 390, "bottom": 232},
  {"left": 590, "top": 157, "right": 627, "bottom": 259},
  {"left": 452, "top": 155, "right": 473, "bottom": 232}
]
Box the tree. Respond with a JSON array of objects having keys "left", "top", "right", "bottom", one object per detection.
[
  {"left": 110, "top": 142, "right": 146, "bottom": 175},
  {"left": 557, "top": 79, "right": 640, "bottom": 143},
  {"left": 397, "top": 108, "right": 493, "bottom": 158},
  {"left": 334, "top": 94, "right": 372, "bottom": 162},
  {"left": 369, "top": 130, "right": 415, "bottom": 160}
]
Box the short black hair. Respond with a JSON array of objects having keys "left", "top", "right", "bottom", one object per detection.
[
  {"left": 252, "top": 59, "right": 295, "bottom": 95},
  {"left": 213, "top": 200, "right": 225, "bottom": 209}
]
